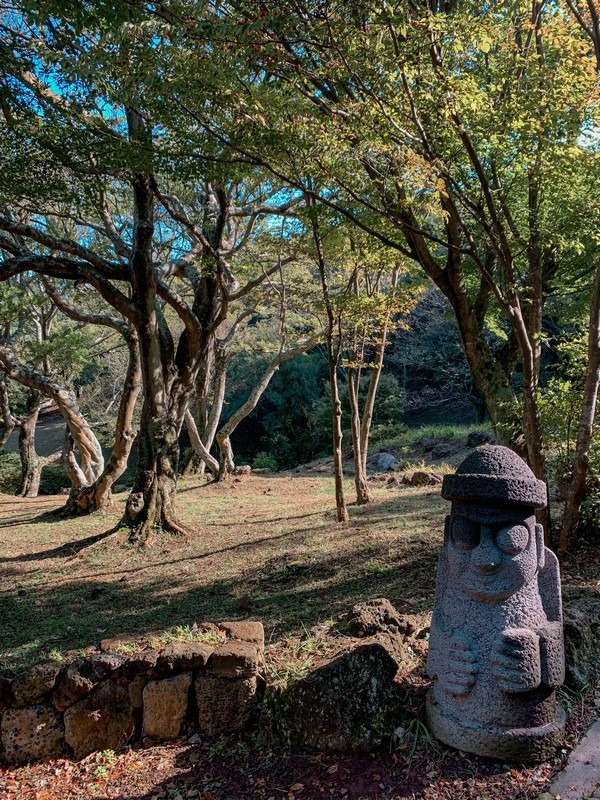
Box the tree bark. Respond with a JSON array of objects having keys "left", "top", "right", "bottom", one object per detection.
[
  {"left": 560, "top": 262, "right": 600, "bottom": 552},
  {"left": 0, "top": 345, "right": 104, "bottom": 486},
  {"left": 119, "top": 399, "right": 183, "bottom": 542},
  {"left": 188, "top": 342, "right": 228, "bottom": 478},
  {"left": 65, "top": 328, "right": 142, "bottom": 514},
  {"left": 17, "top": 391, "right": 43, "bottom": 497},
  {"left": 0, "top": 375, "right": 15, "bottom": 449},
  {"left": 310, "top": 203, "right": 349, "bottom": 523},
  {"left": 184, "top": 408, "right": 219, "bottom": 478},
  {"left": 121, "top": 162, "right": 186, "bottom": 542},
  {"left": 328, "top": 351, "right": 349, "bottom": 522},
  {"left": 348, "top": 366, "right": 373, "bottom": 505}
]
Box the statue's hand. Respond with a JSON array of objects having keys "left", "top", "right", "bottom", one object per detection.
[
  {"left": 492, "top": 628, "right": 541, "bottom": 694},
  {"left": 444, "top": 637, "right": 479, "bottom": 696},
  {"left": 538, "top": 622, "right": 565, "bottom": 688}
]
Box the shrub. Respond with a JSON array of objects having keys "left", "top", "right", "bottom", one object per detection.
[
  {"left": 0, "top": 449, "right": 20, "bottom": 493},
  {"left": 252, "top": 451, "right": 278, "bottom": 471}
]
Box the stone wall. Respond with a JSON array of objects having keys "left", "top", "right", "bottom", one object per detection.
[
  {"left": 2, "top": 593, "right": 599, "bottom": 766},
  {"left": 0, "top": 621, "right": 265, "bottom": 764}
]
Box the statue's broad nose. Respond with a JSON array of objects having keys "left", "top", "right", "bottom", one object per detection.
[{"left": 472, "top": 527, "right": 501, "bottom": 573}]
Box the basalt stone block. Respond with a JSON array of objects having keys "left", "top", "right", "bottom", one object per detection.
[
  {"left": 88, "top": 652, "right": 127, "bottom": 675},
  {"left": 265, "top": 639, "right": 403, "bottom": 752},
  {"left": 467, "top": 431, "right": 494, "bottom": 448},
  {"left": 52, "top": 661, "right": 97, "bottom": 712},
  {"left": 208, "top": 641, "right": 259, "bottom": 679},
  {"left": 196, "top": 674, "right": 258, "bottom": 736},
  {"left": 1, "top": 704, "right": 65, "bottom": 763},
  {"left": 12, "top": 661, "right": 62, "bottom": 708},
  {"left": 432, "top": 443, "right": 454, "bottom": 459},
  {"left": 64, "top": 681, "right": 134, "bottom": 759},
  {"left": 220, "top": 621, "right": 265, "bottom": 649},
  {"left": 373, "top": 453, "right": 399, "bottom": 472},
  {"left": 128, "top": 674, "right": 147, "bottom": 708},
  {"left": 427, "top": 446, "right": 565, "bottom": 762},
  {"left": 154, "top": 642, "right": 213, "bottom": 675},
  {"left": 123, "top": 650, "right": 159, "bottom": 679},
  {"left": 344, "top": 598, "right": 417, "bottom": 639},
  {"left": 142, "top": 672, "right": 192, "bottom": 740},
  {"left": 410, "top": 471, "right": 442, "bottom": 487}
]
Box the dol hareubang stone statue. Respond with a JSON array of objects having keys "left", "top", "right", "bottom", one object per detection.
[{"left": 426, "top": 446, "right": 566, "bottom": 761}]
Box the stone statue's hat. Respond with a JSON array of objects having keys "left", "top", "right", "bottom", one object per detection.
[{"left": 442, "top": 445, "right": 547, "bottom": 509}]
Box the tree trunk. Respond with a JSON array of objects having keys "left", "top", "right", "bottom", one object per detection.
[
  {"left": 310, "top": 203, "right": 349, "bottom": 523},
  {"left": 65, "top": 328, "right": 142, "bottom": 515},
  {"left": 17, "top": 392, "right": 42, "bottom": 497},
  {"left": 0, "top": 345, "right": 104, "bottom": 485},
  {"left": 348, "top": 366, "right": 373, "bottom": 505},
  {"left": 444, "top": 288, "right": 521, "bottom": 448},
  {"left": 187, "top": 343, "right": 228, "bottom": 478},
  {"left": 560, "top": 263, "right": 600, "bottom": 553},
  {"left": 54, "top": 388, "right": 104, "bottom": 484},
  {"left": 329, "top": 357, "right": 349, "bottom": 522},
  {"left": 185, "top": 409, "right": 219, "bottom": 478},
  {"left": 352, "top": 265, "right": 399, "bottom": 504},
  {"left": 62, "top": 428, "right": 87, "bottom": 489},
  {"left": 0, "top": 375, "right": 15, "bottom": 449},
  {"left": 216, "top": 433, "right": 235, "bottom": 480},
  {"left": 120, "top": 401, "right": 183, "bottom": 543}
]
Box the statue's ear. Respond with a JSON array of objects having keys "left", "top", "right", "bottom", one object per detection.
[{"left": 535, "top": 523, "right": 545, "bottom": 570}]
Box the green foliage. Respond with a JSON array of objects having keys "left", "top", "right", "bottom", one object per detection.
[
  {"left": 27, "top": 326, "right": 99, "bottom": 385},
  {"left": 252, "top": 451, "right": 278, "bottom": 471},
  {"left": 311, "top": 373, "right": 406, "bottom": 441},
  {"left": 39, "top": 464, "right": 70, "bottom": 496},
  {"left": 578, "top": 491, "right": 600, "bottom": 542},
  {"left": 0, "top": 450, "right": 21, "bottom": 493},
  {"left": 538, "top": 378, "right": 583, "bottom": 484},
  {"left": 228, "top": 353, "right": 328, "bottom": 469},
  {"left": 0, "top": 449, "right": 69, "bottom": 496}
]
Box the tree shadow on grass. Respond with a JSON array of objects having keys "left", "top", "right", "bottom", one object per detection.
[
  {"left": 0, "top": 531, "right": 439, "bottom": 670},
  {"left": 0, "top": 529, "right": 121, "bottom": 562}
]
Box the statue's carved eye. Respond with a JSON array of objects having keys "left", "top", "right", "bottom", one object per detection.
[
  {"left": 495, "top": 524, "right": 529, "bottom": 555},
  {"left": 451, "top": 517, "right": 479, "bottom": 551}
]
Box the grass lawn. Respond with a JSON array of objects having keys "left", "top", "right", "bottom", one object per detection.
[
  {"left": 0, "top": 472, "right": 444, "bottom": 672},
  {"left": 2, "top": 465, "right": 600, "bottom": 799}
]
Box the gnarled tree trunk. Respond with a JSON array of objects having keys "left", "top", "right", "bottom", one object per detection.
[
  {"left": 120, "top": 402, "right": 182, "bottom": 542},
  {"left": 65, "top": 328, "right": 142, "bottom": 515},
  {"left": 0, "top": 345, "right": 104, "bottom": 489},
  {"left": 17, "top": 391, "right": 43, "bottom": 497}
]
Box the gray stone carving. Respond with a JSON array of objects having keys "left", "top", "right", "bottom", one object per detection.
[{"left": 426, "top": 445, "right": 566, "bottom": 761}]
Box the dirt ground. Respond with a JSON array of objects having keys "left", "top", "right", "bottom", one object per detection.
[{"left": 1, "top": 470, "right": 599, "bottom": 799}]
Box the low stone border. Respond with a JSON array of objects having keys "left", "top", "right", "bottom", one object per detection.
[
  {"left": 2, "top": 591, "right": 599, "bottom": 767},
  {"left": 0, "top": 621, "right": 265, "bottom": 764}
]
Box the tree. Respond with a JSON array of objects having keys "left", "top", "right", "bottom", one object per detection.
[
  {"left": 557, "top": 1, "right": 600, "bottom": 551},
  {"left": 0, "top": 9, "right": 307, "bottom": 540},
  {"left": 139, "top": 0, "right": 597, "bottom": 506},
  {"left": 0, "top": 276, "right": 104, "bottom": 496},
  {"left": 309, "top": 200, "right": 349, "bottom": 522},
  {"left": 41, "top": 279, "right": 142, "bottom": 513}
]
